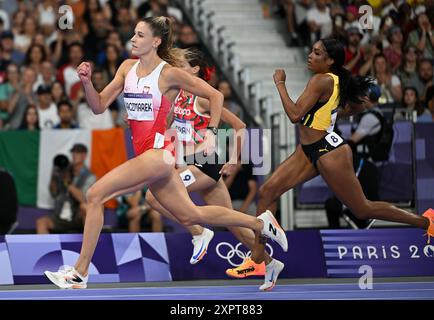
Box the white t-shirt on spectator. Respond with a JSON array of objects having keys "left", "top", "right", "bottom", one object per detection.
[
  {"left": 77, "top": 102, "right": 114, "bottom": 130},
  {"left": 14, "top": 34, "right": 31, "bottom": 53},
  {"left": 307, "top": 6, "right": 332, "bottom": 38},
  {"left": 294, "top": 0, "right": 312, "bottom": 26},
  {"left": 59, "top": 65, "right": 81, "bottom": 97},
  {"left": 38, "top": 103, "right": 60, "bottom": 129}
]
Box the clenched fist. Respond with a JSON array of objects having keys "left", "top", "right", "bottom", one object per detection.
[
  {"left": 273, "top": 69, "right": 286, "bottom": 85},
  {"left": 77, "top": 62, "right": 92, "bottom": 85}
]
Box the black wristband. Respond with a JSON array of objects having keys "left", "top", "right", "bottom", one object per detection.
[{"left": 207, "top": 126, "right": 218, "bottom": 135}]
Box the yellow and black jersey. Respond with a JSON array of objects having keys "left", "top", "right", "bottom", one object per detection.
[{"left": 300, "top": 72, "right": 340, "bottom": 133}]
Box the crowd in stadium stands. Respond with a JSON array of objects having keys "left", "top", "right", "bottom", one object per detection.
[{"left": 273, "top": 0, "right": 434, "bottom": 122}]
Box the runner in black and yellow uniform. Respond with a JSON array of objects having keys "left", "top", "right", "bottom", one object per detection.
[{"left": 228, "top": 38, "right": 434, "bottom": 291}]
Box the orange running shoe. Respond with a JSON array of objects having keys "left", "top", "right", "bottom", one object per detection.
[
  {"left": 422, "top": 208, "right": 434, "bottom": 244},
  {"left": 225, "top": 258, "right": 265, "bottom": 278}
]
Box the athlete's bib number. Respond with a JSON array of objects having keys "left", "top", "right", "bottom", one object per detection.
[
  {"left": 174, "top": 118, "right": 193, "bottom": 142},
  {"left": 325, "top": 132, "right": 344, "bottom": 147},
  {"left": 180, "top": 169, "right": 196, "bottom": 187},
  {"left": 124, "top": 92, "right": 154, "bottom": 121}
]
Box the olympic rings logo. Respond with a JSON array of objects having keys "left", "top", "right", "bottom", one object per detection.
[{"left": 215, "top": 242, "right": 274, "bottom": 267}]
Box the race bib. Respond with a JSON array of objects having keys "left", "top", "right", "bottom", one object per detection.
[
  {"left": 179, "top": 169, "right": 196, "bottom": 187},
  {"left": 325, "top": 131, "right": 344, "bottom": 147},
  {"left": 124, "top": 92, "right": 154, "bottom": 121},
  {"left": 153, "top": 132, "right": 165, "bottom": 149},
  {"left": 173, "top": 118, "right": 193, "bottom": 142},
  {"left": 327, "top": 111, "right": 338, "bottom": 133}
]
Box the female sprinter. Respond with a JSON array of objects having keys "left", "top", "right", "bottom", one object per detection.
[
  {"left": 228, "top": 38, "right": 434, "bottom": 291},
  {"left": 44, "top": 17, "right": 287, "bottom": 289}
]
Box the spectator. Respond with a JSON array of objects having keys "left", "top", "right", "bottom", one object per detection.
[
  {"left": 57, "top": 42, "right": 83, "bottom": 99},
  {"left": 145, "top": 0, "right": 183, "bottom": 21},
  {"left": 19, "top": 104, "right": 40, "bottom": 131},
  {"left": 76, "top": 87, "right": 114, "bottom": 130},
  {"left": 306, "top": 0, "right": 332, "bottom": 46},
  {"left": 24, "top": 44, "right": 47, "bottom": 76},
  {"left": 50, "top": 80, "right": 67, "bottom": 106},
  {"left": 377, "top": 14, "right": 395, "bottom": 48},
  {"left": 396, "top": 86, "right": 426, "bottom": 120},
  {"left": 418, "top": 85, "right": 434, "bottom": 122},
  {"left": 331, "top": 13, "right": 347, "bottom": 45},
  {"left": 396, "top": 2, "right": 416, "bottom": 41},
  {"left": 116, "top": 188, "right": 163, "bottom": 233},
  {"left": 33, "top": 32, "right": 53, "bottom": 59},
  {"left": 293, "top": 0, "right": 313, "bottom": 47},
  {"left": 0, "top": 64, "right": 35, "bottom": 130},
  {"left": 36, "top": 144, "right": 96, "bottom": 234},
  {"left": 224, "top": 162, "right": 258, "bottom": 216},
  {"left": 408, "top": 58, "right": 434, "bottom": 102},
  {"left": 97, "top": 31, "right": 129, "bottom": 65},
  {"left": 83, "top": 11, "right": 112, "bottom": 63},
  {"left": 101, "top": 44, "right": 122, "bottom": 81},
  {"left": 344, "top": 5, "right": 359, "bottom": 29},
  {"left": 82, "top": 0, "right": 103, "bottom": 35},
  {"left": 36, "top": 84, "right": 59, "bottom": 129},
  {"left": 176, "top": 24, "right": 201, "bottom": 49},
  {"left": 53, "top": 100, "right": 78, "bottom": 129},
  {"left": 344, "top": 26, "right": 365, "bottom": 75},
  {"left": 1, "top": 30, "right": 25, "bottom": 66},
  {"left": 14, "top": 16, "right": 37, "bottom": 53},
  {"left": 383, "top": 26, "right": 403, "bottom": 72},
  {"left": 407, "top": 13, "right": 434, "bottom": 60},
  {"left": 397, "top": 45, "right": 421, "bottom": 88},
  {"left": 116, "top": 7, "right": 136, "bottom": 45},
  {"left": 34, "top": 60, "right": 56, "bottom": 92},
  {"left": 217, "top": 80, "right": 243, "bottom": 121},
  {"left": 372, "top": 53, "right": 402, "bottom": 103},
  {"left": 10, "top": 10, "right": 25, "bottom": 39},
  {"left": 38, "top": 0, "right": 58, "bottom": 47}
]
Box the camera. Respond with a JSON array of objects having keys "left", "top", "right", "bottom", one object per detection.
[{"left": 53, "top": 154, "right": 70, "bottom": 171}]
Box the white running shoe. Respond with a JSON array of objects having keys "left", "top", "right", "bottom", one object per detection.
[
  {"left": 259, "top": 258, "right": 285, "bottom": 291},
  {"left": 190, "top": 228, "right": 214, "bottom": 264},
  {"left": 44, "top": 265, "right": 88, "bottom": 289},
  {"left": 258, "top": 210, "right": 288, "bottom": 252}
]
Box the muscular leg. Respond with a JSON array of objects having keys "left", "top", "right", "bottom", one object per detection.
[
  {"left": 75, "top": 149, "right": 175, "bottom": 276},
  {"left": 317, "top": 145, "right": 429, "bottom": 229},
  {"left": 145, "top": 166, "right": 217, "bottom": 236},
  {"left": 252, "top": 145, "right": 318, "bottom": 263},
  {"left": 201, "top": 179, "right": 273, "bottom": 264}
]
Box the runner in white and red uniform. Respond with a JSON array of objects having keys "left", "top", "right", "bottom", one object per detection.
[{"left": 124, "top": 59, "right": 172, "bottom": 155}]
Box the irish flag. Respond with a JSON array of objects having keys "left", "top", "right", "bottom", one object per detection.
[{"left": 0, "top": 128, "right": 130, "bottom": 209}]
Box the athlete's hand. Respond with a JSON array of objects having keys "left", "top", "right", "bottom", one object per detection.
[
  {"left": 219, "top": 162, "right": 238, "bottom": 177},
  {"left": 77, "top": 62, "right": 92, "bottom": 85},
  {"left": 202, "top": 130, "right": 216, "bottom": 156},
  {"left": 273, "top": 69, "right": 286, "bottom": 85}
]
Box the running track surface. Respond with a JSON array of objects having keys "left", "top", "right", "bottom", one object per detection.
[{"left": 1, "top": 281, "right": 434, "bottom": 300}]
